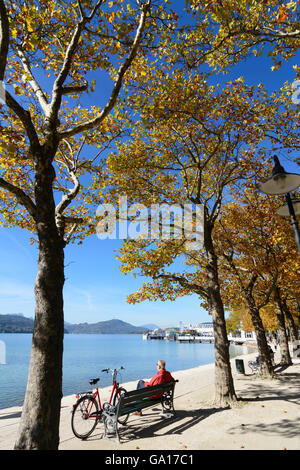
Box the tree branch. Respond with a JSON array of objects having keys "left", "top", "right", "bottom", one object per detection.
[
  {"left": 61, "top": 81, "right": 88, "bottom": 95},
  {"left": 49, "top": 0, "right": 104, "bottom": 123},
  {"left": 0, "top": 0, "right": 9, "bottom": 80},
  {"left": 58, "top": 0, "right": 151, "bottom": 139},
  {"left": 15, "top": 45, "right": 49, "bottom": 115},
  {"left": 55, "top": 170, "right": 80, "bottom": 216},
  {"left": 1, "top": 2, "right": 41, "bottom": 150},
  {"left": 155, "top": 272, "right": 208, "bottom": 299},
  {"left": 64, "top": 215, "right": 84, "bottom": 224},
  {"left": 4, "top": 90, "right": 40, "bottom": 150},
  {"left": 64, "top": 222, "right": 78, "bottom": 244},
  {"left": 0, "top": 177, "right": 36, "bottom": 219}
]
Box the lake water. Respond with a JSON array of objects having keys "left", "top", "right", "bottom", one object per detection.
[{"left": 0, "top": 334, "right": 249, "bottom": 410}]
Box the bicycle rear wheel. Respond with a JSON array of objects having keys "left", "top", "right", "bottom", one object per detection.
[
  {"left": 71, "top": 395, "right": 101, "bottom": 439},
  {"left": 113, "top": 387, "right": 129, "bottom": 425}
]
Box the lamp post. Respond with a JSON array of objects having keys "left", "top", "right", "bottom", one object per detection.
[{"left": 260, "top": 155, "right": 300, "bottom": 253}]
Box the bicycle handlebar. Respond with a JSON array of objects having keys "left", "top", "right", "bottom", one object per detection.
[{"left": 101, "top": 366, "right": 124, "bottom": 373}]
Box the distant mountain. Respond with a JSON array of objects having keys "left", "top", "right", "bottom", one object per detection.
[
  {"left": 0, "top": 315, "right": 149, "bottom": 334},
  {"left": 140, "top": 323, "right": 160, "bottom": 330},
  {"left": 0, "top": 314, "right": 34, "bottom": 333},
  {"left": 5, "top": 313, "right": 25, "bottom": 317},
  {"left": 65, "top": 319, "right": 149, "bottom": 334}
]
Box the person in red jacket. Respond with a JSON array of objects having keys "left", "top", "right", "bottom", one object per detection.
[{"left": 133, "top": 360, "right": 174, "bottom": 416}]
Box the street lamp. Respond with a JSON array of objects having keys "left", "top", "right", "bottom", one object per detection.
[
  {"left": 260, "top": 155, "right": 300, "bottom": 253},
  {"left": 276, "top": 196, "right": 300, "bottom": 217}
]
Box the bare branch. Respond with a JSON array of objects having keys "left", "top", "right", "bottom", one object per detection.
[
  {"left": 61, "top": 81, "right": 88, "bottom": 95},
  {"left": 64, "top": 222, "right": 78, "bottom": 244},
  {"left": 59, "top": 0, "right": 151, "bottom": 139},
  {"left": 4, "top": 90, "right": 40, "bottom": 150},
  {"left": 76, "top": 0, "right": 85, "bottom": 21},
  {"left": 0, "top": 0, "right": 9, "bottom": 80},
  {"left": 49, "top": 0, "right": 104, "bottom": 121},
  {"left": 55, "top": 171, "right": 80, "bottom": 216},
  {"left": 64, "top": 215, "right": 84, "bottom": 224},
  {"left": 15, "top": 45, "right": 49, "bottom": 115}
]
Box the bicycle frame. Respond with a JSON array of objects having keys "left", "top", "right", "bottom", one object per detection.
[{"left": 73, "top": 369, "right": 122, "bottom": 419}]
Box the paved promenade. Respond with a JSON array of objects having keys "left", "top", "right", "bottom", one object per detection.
[{"left": 1, "top": 351, "right": 300, "bottom": 450}]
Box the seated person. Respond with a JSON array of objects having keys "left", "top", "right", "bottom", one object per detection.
[{"left": 133, "top": 360, "right": 174, "bottom": 416}]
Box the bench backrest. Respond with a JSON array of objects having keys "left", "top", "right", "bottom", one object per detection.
[{"left": 117, "top": 380, "right": 178, "bottom": 416}]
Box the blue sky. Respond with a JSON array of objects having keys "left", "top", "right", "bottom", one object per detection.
[
  {"left": 1, "top": 4, "right": 300, "bottom": 328},
  {"left": 0, "top": 226, "right": 211, "bottom": 328}
]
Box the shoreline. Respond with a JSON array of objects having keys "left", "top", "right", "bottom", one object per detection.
[
  {"left": 0, "top": 340, "right": 254, "bottom": 412},
  {"left": 1, "top": 348, "right": 299, "bottom": 450}
]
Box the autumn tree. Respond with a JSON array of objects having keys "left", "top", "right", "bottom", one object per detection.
[
  {"left": 184, "top": 0, "right": 300, "bottom": 71},
  {"left": 0, "top": 0, "right": 172, "bottom": 449},
  {"left": 218, "top": 184, "right": 299, "bottom": 373},
  {"left": 272, "top": 242, "right": 299, "bottom": 360},
  {"left": 102, "top": 66, "right": 275, "bottom": 405},
  {"left": 226, "top": 304, "right": 250, "bottom": 334},
  {"left": 226, "top": 299, "right": 280, "bottom": 337}
]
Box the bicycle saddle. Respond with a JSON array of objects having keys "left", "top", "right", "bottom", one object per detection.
[{"left": 89, "top": 378, "right": 100, "bottom": 385}]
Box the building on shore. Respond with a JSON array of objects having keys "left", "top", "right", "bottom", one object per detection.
[
  {"left": 227, "top": 328, "right": 256, "bottom": 345},
  {"left": 143, "top": 321, "right": 257, "bottom": 345},
  {"left": 142, "top": 328, "right": 165, "bottom": 340}
]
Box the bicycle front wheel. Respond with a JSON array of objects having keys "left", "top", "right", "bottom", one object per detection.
[
  {"left": 71, "top": 395, "right": 100, "bottom": 439},
  {"left": 113, "top": 387, "right": 129, "bottom": 425}
]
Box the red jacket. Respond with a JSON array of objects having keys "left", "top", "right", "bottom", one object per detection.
[{"left": 145, "top": 369, "right": 174, "bottom": 399}]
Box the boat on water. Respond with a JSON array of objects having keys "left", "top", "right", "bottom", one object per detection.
[
  {"left": 177, "top": 334, "right": 195, "bottom": 342},
  {"left": 164, "top": 329, "right": 179, "bottom": 341},
  {"left": 143, "top": 329, "right": 165, "bottom": 340},
  {"left": 177, "top": 327, "right": 215, "bottom": 343},
  {"left": 143, "top": 323, "right": 255, "bottom": 345},
  {"left": 194, "top": 336, "right": 214, "bottom": 343},
  {"left": 177, "top": 329, "right": 197, "bottom": 343}
]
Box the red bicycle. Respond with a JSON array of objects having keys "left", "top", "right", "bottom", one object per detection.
[{"left": 71, "top": 366, "right": 129, "bottom": 439}]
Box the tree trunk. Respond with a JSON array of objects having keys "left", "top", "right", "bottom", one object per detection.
[
  {"left": 205, "top": 225, "right": 237, "bottom": 407},
  {"left": 244, "top": 293, "right": 274, "bottom": 378},
  {"left": 274, "top": 288, "right": 292, "bottom": 366},
  {"left": 276, "top": 310, "right": 292, "bottom": 365},
  {"left": 14, "top": 157, "right": 65, "bottom": 450},
  {"left": 282, "top": 298, "right": 298, "bottom": 342}
]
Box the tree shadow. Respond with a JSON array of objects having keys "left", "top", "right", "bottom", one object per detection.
[
  {"left": 0, "top": 411, "right": 22, "bottom": 420},
  {"left": 236, "top": 371, "right": 300, "bottom": 406},
  {"left": 273, "top": 363, "right": 291, "bottom": 373},
  {"left": 115, "top": 407, "right": 226, "bottom": 443},
  {"left": 227, "top": 416, "right": 300, "bottom": 439}
]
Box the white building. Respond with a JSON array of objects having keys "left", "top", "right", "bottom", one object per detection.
[
  {"left": 181, "top": 322, "right": 257, "bottom": 344},
  {"left": 228, "top": 329, "right": 256, "bottom": 344},
  {"left": 194, "top": 322, "right": 214, "bottom": 338}
]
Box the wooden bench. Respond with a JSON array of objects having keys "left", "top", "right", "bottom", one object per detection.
[{"left": 102, "top": 380, "right": 178, "bottom": 443}]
